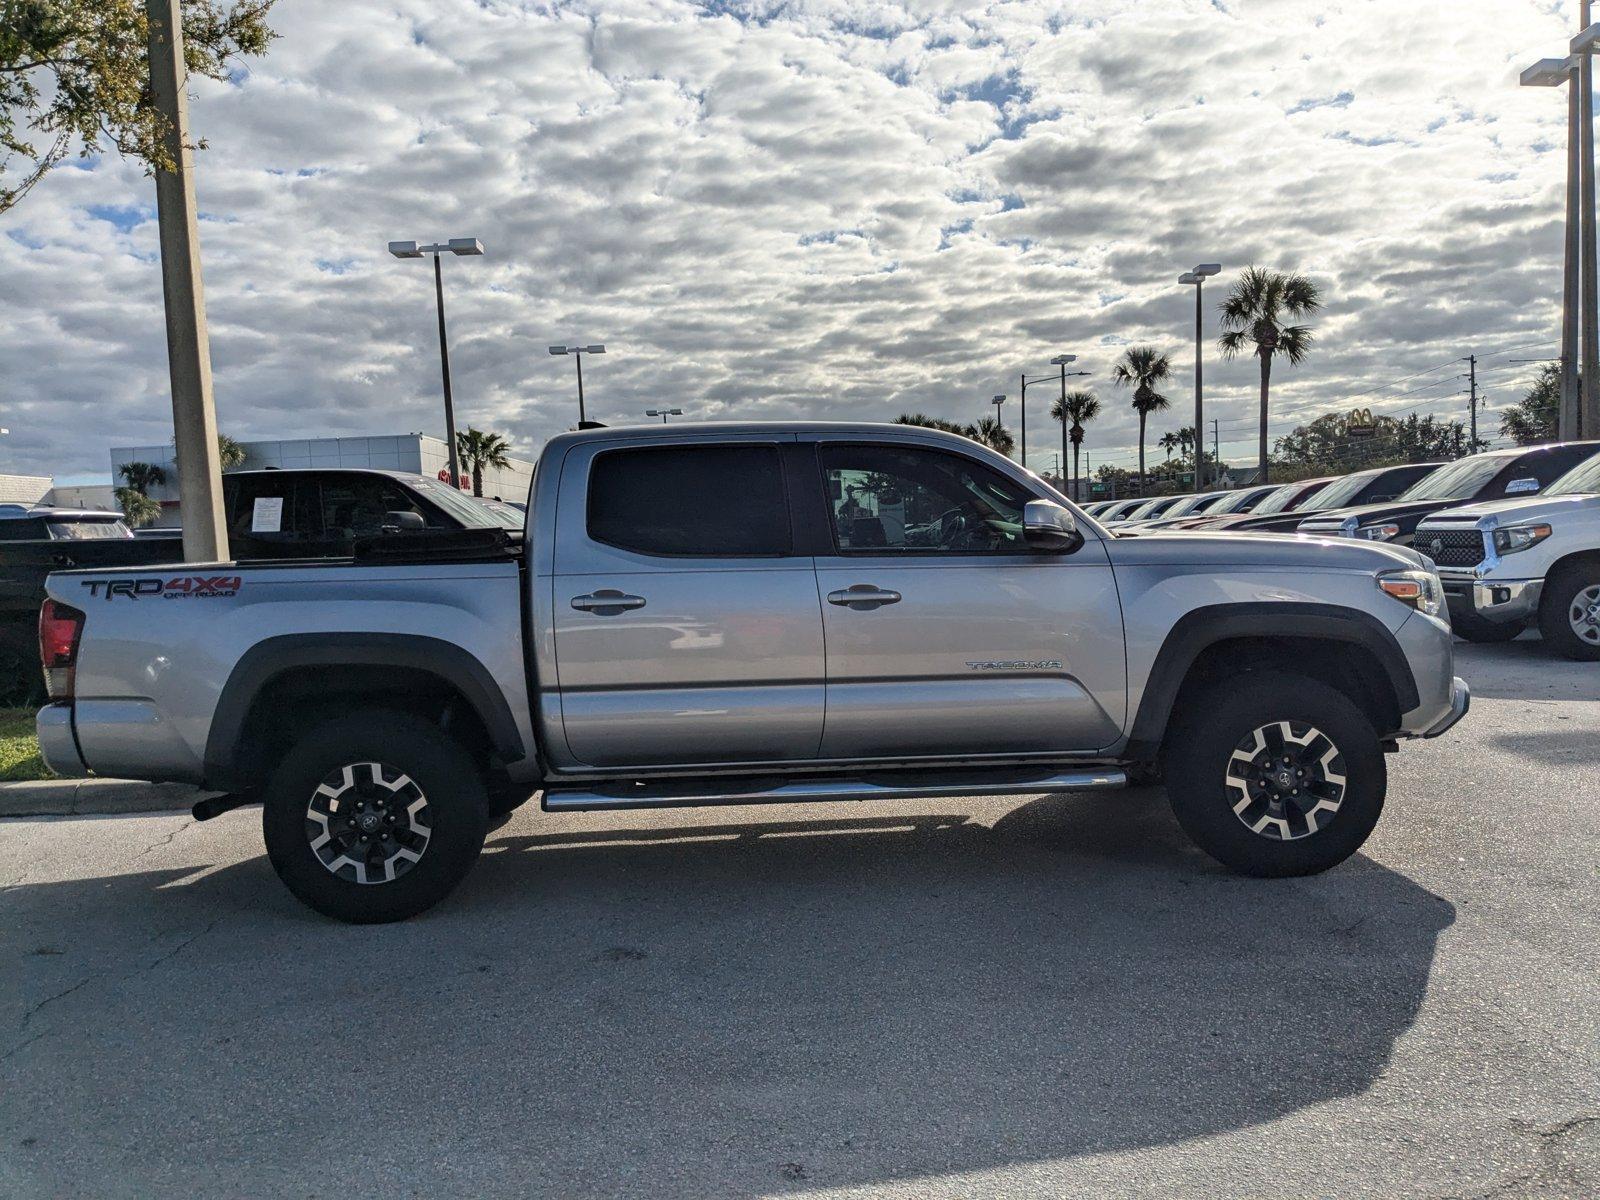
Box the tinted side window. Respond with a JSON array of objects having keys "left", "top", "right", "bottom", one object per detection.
[
  {"left": 227, "top": 477, "right": 315, "bottom": 546},
  {"left": 1524, "top": 446, "right": 1600, "bottom": 489},
  {"left": 319, "top": 477, "right": 436, "bottom": 539},
  {"left": 588, "top": 445, "right": 790, "bottom": 557},
  {"left": 818, "top": 444, "right": 1032, "bottom": 554}
]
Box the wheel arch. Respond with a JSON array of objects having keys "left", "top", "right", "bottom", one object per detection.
[
  {"left": 1542, "top": 547, "right": 1600, "bottom": 592},
  {"left": 204, "top": 633, "right": 526, "bottom": 791},
  {"left": 1126, "top": 603, "right": 1420, "bottom": 761}
]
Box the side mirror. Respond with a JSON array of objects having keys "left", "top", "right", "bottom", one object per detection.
[
  {"left": 1023, "top": 500, "right": 1083, "bottom": 553},
  {"left": 381, "top": 510, "right": 426, "bottom": 532},
  {"left": 1505, "top": 477, "right": 1540, "bottom": 495}
]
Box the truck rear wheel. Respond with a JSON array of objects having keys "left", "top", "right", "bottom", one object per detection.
[
  {"left": 262, "top": 711, "right": 489, "bottom": 923},
  {"left": 1537, "top": 564, "right": 1600, "bottom": 661},
  {"left": 1163, "top": 672, "right": 1386, "bottom": 877}
]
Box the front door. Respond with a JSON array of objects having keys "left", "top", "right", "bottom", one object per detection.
[
  {"left": 550, "top": 438, "right": 826, "bottom": 769},
  {"left": 808, "top": 440, "right": 1125, "bottom": 760}
]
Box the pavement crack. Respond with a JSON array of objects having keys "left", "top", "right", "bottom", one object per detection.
[
  {"left": 137, "top": 915, "right": 225, "bottom": 973},
  {"left": 136, "top": 817, "right": 195, "bottom": 860},
  {"left": 18, "top": 975, "right": 94, "bottom": 1031}
]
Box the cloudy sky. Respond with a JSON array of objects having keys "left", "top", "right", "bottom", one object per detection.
[{"left": 0, "top": 0, "right": 1584, "bottom": 484}]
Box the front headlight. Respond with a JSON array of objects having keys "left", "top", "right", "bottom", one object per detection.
[
  {"left": 1377, "top": 568, "right": 1445, "bottom": 619},
  {"left": 1356, "top": 523, "right": 1401, "bottom": 542},
  {"left": 1491, "top": 522, "right": 1552, "bottom": 555}
]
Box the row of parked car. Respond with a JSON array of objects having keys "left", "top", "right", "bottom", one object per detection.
[{"left": 1080, "top": 441, "right": 1600, "bottom": 659}]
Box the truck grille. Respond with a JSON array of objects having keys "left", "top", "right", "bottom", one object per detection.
[{"left": 1419, "top": 529, "right": 1485, "bottom": 568}]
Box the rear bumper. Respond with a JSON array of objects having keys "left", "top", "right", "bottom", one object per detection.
[
  {"left": 1422, "top": 676, "right": 1470, "bottom": 738},
  {"left": 35, "top": 703, "right": 87, "bottom": 777}
]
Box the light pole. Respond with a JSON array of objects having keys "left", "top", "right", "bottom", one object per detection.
[
  {"left": 1178, "top": 263, "right": 1221, "bottom": 487},
  {"left": 989, "top": 393, "right": 1007, "bottom": 455},
  {"left": 549, "top": 344, "right": 606, "bottom": 427},
  {"left": 1576, "top": 14, "right": 1600, "bottom": 435},
  {"left": 645, "top": 408, "right": 683, "bottom": 424},
  {"left": 1525, "top": 56, "right": 1584, "bottom": 439},
  {"left": 1050, "top": 354, "right": 1089, "bottom": 498},
  {"left": 389, "top": 237, "right": 483, "bottom": 488}
]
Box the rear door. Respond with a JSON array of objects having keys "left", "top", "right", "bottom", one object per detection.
[
  {"left": 549, "top": 436, "right": 825, "bottom": 769},
  {"left": 804, "top": 438, "right": 1125, "bottom": 760}
]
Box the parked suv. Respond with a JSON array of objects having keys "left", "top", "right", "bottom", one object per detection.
[
  {"left": 1295, "top": 444, "right": 1600, "bottom": 546},
  {"left": 1179, "top": 476, "right": 1336, "bottom": 534},
  {"left": 1414, "top": 449, "right": 1600, "bottom": 655},
  {"left": 38, "top": 422, "right": 1468, "bottom": 922}
]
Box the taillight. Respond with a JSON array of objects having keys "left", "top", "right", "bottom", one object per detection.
[{"left": 39, "top": 600, "right": 85, "bottom": 701}]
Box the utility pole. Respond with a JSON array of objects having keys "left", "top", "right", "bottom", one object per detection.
[
  {"left": 1583, "top": 1, "right": 1600, "bottom": 438},
  {"left": 147, "top": 0, "right": 228, "bottom": 562},
  {"left": 1212, "top": 418, "right": 1220, "bottom": 480},
  {"left": 1566, "top": 54, "right": 1584, "bottom": 440},
  {"left": 1462, "top": 354, "right": 1478, "bottom": 449}
]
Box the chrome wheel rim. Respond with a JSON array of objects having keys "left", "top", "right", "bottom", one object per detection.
[
  {"left": 305, "top": 762, "right": 431, "bottom": 884},
  {"left": 1567, "top": 584, "right": 1600, "bottom": 645},
  {"left": 1225, "top": 721, "right": 1347, "bottom": 841}
]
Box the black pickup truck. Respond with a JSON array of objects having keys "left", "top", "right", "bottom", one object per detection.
[{"left": 0, "top": 469, "right": 520, "bottom": 701}]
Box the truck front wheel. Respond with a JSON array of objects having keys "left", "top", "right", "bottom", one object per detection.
[
  {"left": 1163, "top": 672, "right": 1386, "bottom": 877},
  {"left": 1537, "top": 564, "right": 1600, "bottom": 661},
  {"left": 262, "top": 711, "right": 489, "bottom": 923}
]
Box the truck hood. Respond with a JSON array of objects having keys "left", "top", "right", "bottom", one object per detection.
[
  {"left": 1105, "top": 529, "right": 1426, "bottom": 572},
  {"left": 1413, "top": 490, "right": 1600, "bottom": 528},
  {"left": 1293, "top": 498, "right": 1451, "bottom": 529}
]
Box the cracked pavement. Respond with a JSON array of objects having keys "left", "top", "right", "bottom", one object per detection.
[{"left": 0, "top": 638, "right": 1596, "bottom": 1198}]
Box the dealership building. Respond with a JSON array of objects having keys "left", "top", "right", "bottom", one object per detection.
[{"left": 104, "top": 433, "right": 536, "bottom": 526}]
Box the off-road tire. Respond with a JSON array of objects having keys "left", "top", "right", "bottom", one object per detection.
[
  {"left": 1537, "top": 562, "right": 1600, "bottom": 662},
  {"left": 262, "top": 711, "right": 489, "bottom": 923},
  {"left": 1163, "top": 672, "right": 1386, "bottom": 877}
]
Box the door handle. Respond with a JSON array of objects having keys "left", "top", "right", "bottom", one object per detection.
[
  {"left": 571, "top": 589, "right": 646, "bottom": 615},
  {"left": 827, "top": 584, "right": 902, "bottom": 610}
]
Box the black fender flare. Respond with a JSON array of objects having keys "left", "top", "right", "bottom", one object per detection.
[
  {"left": 203, "top": 633, "right": 526, "bottom": 787},
  {"left": 1126, "top": 602, "right": 1420, "bottom": 759}
]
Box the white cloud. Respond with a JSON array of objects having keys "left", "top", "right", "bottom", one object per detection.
[{"left": 0, "top": 0, "right": 1580, "bottom": 481}]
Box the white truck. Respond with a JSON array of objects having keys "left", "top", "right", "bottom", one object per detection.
[{"left": 1414, "top": 450, "right": 1600, "bottom": 657}]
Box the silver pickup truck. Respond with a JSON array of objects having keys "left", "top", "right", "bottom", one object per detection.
[{"left": 36, "top": 423, "right": 1469, "bottom": 922}]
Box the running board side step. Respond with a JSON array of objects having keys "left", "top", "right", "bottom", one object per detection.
[{"left": 542, "top": 768, "right": 1126, "bottom": 812}]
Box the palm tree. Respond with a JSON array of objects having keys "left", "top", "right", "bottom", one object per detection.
[
  {"left": 1111, "top": 345, "right": 1173, "bottom": 492},
  {"left": 1157, "top": 430, "right": 1179, "bottom": 461},
  {"left": 114, "top": 488, "right": 161, "bottom": 528},
  {"left": 967, "top": 415, "right": 1014, "bottom": 456},
  {"left": 894, "top": 413, "right": 969, "bottom": 435},
  {"left": 217, "top": 434, "right": 247, "bottom": 470},
  {"left": 1051, "top": 390, "right": 1101, "bottom": 500},
  {"left": 117, "top": 461, "right": 166, "bottom": 496},
  {"left": 455, "top": 427, "right": 513, "bottom": 497},
  {"left": 1218, "top": 267, "right": 1322, "bottom": 484}
]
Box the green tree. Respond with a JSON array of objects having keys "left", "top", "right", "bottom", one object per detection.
[
  {"left": 114, "top": 486, "right": 161, "bottom": 527},
  {"left": 455, "top": 427, "right": 512, "bottom": 497},
  {"left": 217, "top": 433, "right": 246, "bottom": 469},
  {"left": 1, "top": 1, "right": 277, "bottom": 213},
  {"left": 967, "top": 415, "right": 1014, "bottom": 456},
  {"left": 1051, "top": 390, "right": 1101, "bottom": 500},
  {"left": 1111, "top": 345, "right": 1173, "bottom": 491},
  {"left": 1218, "top": 267, "right": 1322, "bottom": 484},
  {"left": 1500, "top": 364, "right": 1560, "bottom": 446},
  {"left": 893, "top": 413, "right": 969, "bottom": 435},
  {"left": 116, "top": 460, "right": 166, "bottom": 494},
  {"left": 1157, "top": 430, "right": 1179, "bottom": 461}
]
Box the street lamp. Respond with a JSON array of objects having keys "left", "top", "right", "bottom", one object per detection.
[
  {"left": 549, "top": 344, "right": 606, "bottom": 427},
  {"left": 645, "top": 408, "right": 683, "bottom": 424},
  {"left": 388, "top": 236, "right": 483, "bottom": 488},
  {"left": 1049, "top": 354, "right": 1089, "bottom": 497},
  {"left": 1177, "top": 263, "right": 1221, "bottom": 488}
]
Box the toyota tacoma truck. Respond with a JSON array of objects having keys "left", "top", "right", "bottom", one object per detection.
[
  {"left": 1294, "top": 443, "right": 1600, "bottom": 546},
  {"left": 35, "top": 423, "right": 1469, "bottom": 923},
  {"left": 1414, "top": 448, "right": 1600, "bottom": 656}
]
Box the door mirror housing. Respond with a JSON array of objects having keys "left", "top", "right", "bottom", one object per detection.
[
  {"left": 1504, "top": 477, "right": 1540, "bottom": 496},
  {"left": 1023, "top": 500, "right": 1083, "bottom": 553},
  {"left": 382, "top": 510, "right": 427, "bottom": 532}
]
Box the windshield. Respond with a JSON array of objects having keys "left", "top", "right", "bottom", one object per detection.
[
  {"left": 1302, "top": 470, "right": 1379, "bottom": 511},
  {"left": 1211, "top": 487, "right": 1266, "bottom": 515},
  {"left": 410, "top": 480, "right": 508, "bottom": 528},
  {"left": 48, "top": 520, "right": 132, "bottom": 540},
  {"left": 1250, "top": 483, "right": 1310, "bottom": 515},
  {"left": 1398, "top": 456, "right": 1505, "bottom": 502},
  {"left": 1162, "top": 492, "right": 1223, "bottom": 518},
  {"left": 1550, "top": 454, "right": 1600, "bottom": 495}
]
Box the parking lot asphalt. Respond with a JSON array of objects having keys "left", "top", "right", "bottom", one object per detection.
[{"left": 1, "top": 635, "right": 1596, "bottom": 1199}]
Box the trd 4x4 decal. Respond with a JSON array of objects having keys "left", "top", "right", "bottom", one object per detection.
[{"left": 80, "top": 575, "right": 242, "bottom": 600}]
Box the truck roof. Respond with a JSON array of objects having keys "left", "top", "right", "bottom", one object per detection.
[{"left": 546, "top": 420, "right": 985, "bottom": 447}]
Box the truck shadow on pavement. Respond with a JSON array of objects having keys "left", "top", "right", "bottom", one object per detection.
[{"left": 2, "top": 789, "right": 1454, "bottom": 1196}]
